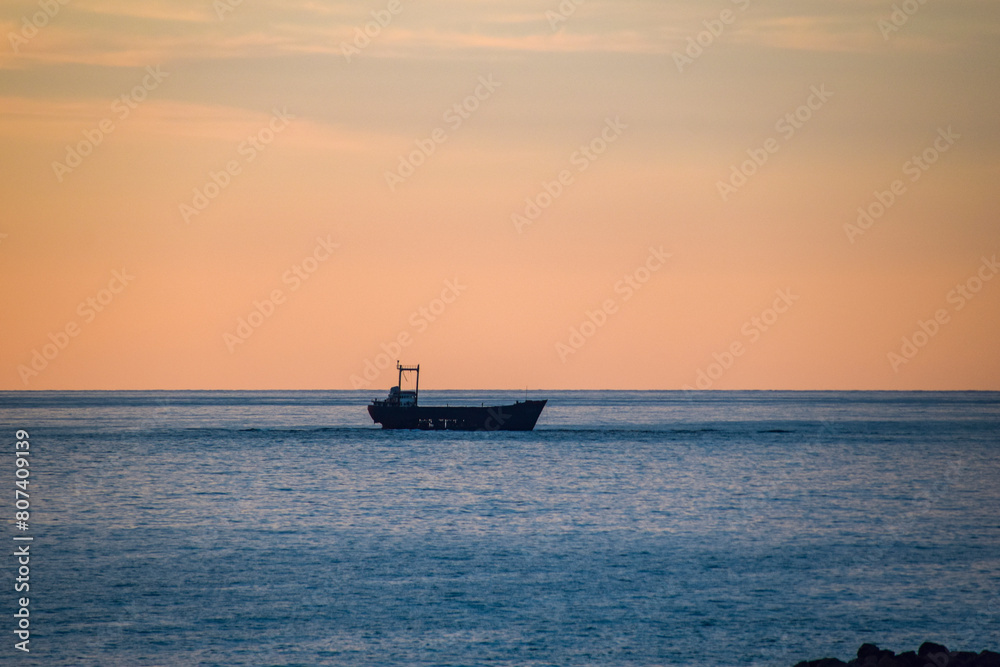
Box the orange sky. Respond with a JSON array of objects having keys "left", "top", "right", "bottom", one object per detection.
[{"left": 1, "top": 0, "right": 998, "bottom": 390}]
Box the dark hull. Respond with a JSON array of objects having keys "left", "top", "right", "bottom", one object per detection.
[{"left": 368, "top": 400, "right": 546, "bottom": 431}]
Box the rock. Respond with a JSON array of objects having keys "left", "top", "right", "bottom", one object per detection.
[
  {"left": 794, "top": 660, "right": 847, "bottom": 667},
  {"left": 950, "top": 651, "right": 982, "bottom": 667},
  {"left": 795, "top": 644, "right": 999, "bottom": 667},
  {"left": 946, "top": 651, "right": 1000, "bottom": 667},
  {"left": 918, "top": 642, "right": 951, "bottom": 661},
  {"left": 851, "top": 643, "right": 896, "bottom": 667},
  {"left": 972, "top": 651, "right": 1000, "bottom": 667},
  {"left": 858, "top": 644, "right": 884, "bottom": 661},
  {"left": 886, "top": 651, "right": 924, "bottom": 667}
]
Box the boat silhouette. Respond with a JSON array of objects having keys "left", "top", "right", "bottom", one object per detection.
[{"left": 367, "top": 363, "right": 546, "bottom": 431}]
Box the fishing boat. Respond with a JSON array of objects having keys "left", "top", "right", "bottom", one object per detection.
[{"left": 367, "top": 363, "right": 546, "bottom": 431}]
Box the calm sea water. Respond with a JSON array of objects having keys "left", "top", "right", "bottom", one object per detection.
[{"left": 1, "top": 391, "right": 998, "bottom": 666}]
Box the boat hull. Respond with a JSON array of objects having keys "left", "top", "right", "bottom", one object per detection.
[{"left": 368, "top": 399, "right": 546, "bottom": 431}]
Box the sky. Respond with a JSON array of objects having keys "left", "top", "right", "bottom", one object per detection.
[{"left": 1, "top": 0, "right": 998, "bottom": 390}]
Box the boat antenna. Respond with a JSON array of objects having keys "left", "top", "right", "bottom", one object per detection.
[{"left": 396, "top": 361, "right": 420, "bottom": 403}]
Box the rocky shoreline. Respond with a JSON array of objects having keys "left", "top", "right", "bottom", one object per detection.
[{"left": 795, "top": 643, "right": 1000, "bottom": 667}]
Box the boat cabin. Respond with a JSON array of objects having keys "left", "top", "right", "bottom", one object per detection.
[
  {"left": 384, "top": 386, "right": 417, "bottom": 407},
  {"left": 372, "top": 362, "right": 420, "bottom": 408}
]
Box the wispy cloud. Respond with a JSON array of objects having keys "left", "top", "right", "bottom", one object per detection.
[
  {"left": 1, "top": 0, "right": 996, "bottom": 69},
  {"left": 0, "top": 94, "right": 390, "bottom": 153},
  {"left": 733, "top": 15, "right": 881, "bottom": 54},
  {"left": 73, "top": 0, "right": 215, "bottom": 24}
]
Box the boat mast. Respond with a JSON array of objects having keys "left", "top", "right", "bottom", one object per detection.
[{"left": 397, "top": 362, "right": 420, "bottom": 404}]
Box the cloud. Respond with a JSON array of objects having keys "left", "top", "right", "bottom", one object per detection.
[
  {"left": 73, "top": 0, "right": 215, "bottom": 24},
  {"left": 0, "top": 94, "right": 390, "bottom": 156},
  {"left": 1, "top": 0, "right": 996, "bottom": 70},
  {"left": 732, "top": 14, "right": 882, "bottom": 53}
]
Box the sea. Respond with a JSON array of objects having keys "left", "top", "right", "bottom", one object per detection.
[{"left": 1, "top": 390, "right": 998, "bottom": 666}]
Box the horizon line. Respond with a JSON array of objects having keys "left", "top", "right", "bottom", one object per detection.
[{"left": 3, "top": 388, "right": 998, "bottom": 393}]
